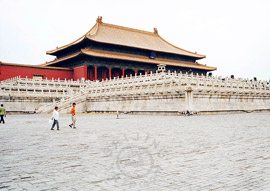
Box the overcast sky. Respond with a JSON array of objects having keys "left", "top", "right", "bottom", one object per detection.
[{"left": 0, "top": 0, "right": 269, "bottom": 80}]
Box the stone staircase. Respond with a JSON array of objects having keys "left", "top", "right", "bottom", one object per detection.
[{"left": 36, "top": 89, "right": 88, "bottom": 114}]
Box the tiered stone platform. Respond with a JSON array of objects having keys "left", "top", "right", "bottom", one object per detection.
[{"left": 1, "top": 72, "right": 269, "bottom": 114}]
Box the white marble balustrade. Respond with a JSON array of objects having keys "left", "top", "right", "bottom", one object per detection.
[{"left": 1, "top": 72, "right": 269, "bottom": 100}]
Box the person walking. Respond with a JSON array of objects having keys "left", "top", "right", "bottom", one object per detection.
[
  {"left": 0, "top": 104, "right": 7, "bottom": 124},
  {"left": 69, "top": 103, "right": 76, "bottom": 129},
  {"left": 51, "top": 106, "right": 60, "bottom": 130}
]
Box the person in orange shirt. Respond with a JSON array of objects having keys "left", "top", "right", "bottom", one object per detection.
[{"left": 69, "top": 103, "right": 76, "bottom": 129}]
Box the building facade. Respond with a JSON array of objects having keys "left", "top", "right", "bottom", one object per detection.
[{"left": 0, "top": 17, "right": 216, "bottom": 81}]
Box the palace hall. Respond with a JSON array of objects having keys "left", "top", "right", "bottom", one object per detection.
[{"left": 0, "top": 17, "right": 216, "bottom": 81}]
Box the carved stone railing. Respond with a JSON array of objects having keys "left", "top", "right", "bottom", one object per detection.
[
  {"left": 0, "top": 76, "right": 91, "bottom": 98},
  {"left": 1, "top": 72, "right": 269, "bottom": 113},
  {"left": 84, "top": 72, "right": 270, "bottom": 100}
]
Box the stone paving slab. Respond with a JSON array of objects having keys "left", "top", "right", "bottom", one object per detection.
[{"left": 0, "top": 112, "right": 270, "bottom": 190}]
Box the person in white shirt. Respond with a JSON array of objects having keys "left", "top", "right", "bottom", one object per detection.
[{"left": 51, "top": 106, "right": 60, "bottom": 130}]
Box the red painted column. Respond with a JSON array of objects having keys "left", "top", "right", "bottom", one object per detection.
[
  {"left": 89, "top": 70, "right": 92, "bottom": 80},
  {"left": 146, "top": 70, "right": 149, "bottom": 76},
  {"left": 134, "top": 69, "right": 137, "bottom": 75},
  {"left": 122, "top": 68, "right": 125, "bottom": 78},
  {"left": 109, "top": 67, "right": 111, "bottom": 79},
  {"left": 84, "top": 64, "right": 87, "bottom": 80},
  {"left": 94, "top": 65, "right": 97, "bottom": 81}
]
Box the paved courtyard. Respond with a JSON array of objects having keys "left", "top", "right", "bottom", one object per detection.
[{"left": 0, "top": 112, "right": 270, "bottom": 191}]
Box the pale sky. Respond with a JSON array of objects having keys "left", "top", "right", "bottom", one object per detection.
[{"left": 0, "top": 0, "right": 269, "bottom": 80}]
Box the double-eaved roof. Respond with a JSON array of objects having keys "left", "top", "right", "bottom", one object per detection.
[
  {"left": 47, "top": 17, "right": 205, "bottom": 59},
  {"left": 45, "top": 17, "right": 216, "bottom": 71}
]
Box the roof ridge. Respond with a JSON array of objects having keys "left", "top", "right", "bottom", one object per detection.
[
  {"left": 86, "top": 23, "right": 99, "bottom": 37},
  {"left": 46, "top": 23, "right": 98, "bottom": 55},
  {"left": 156, "top": 34, "right": 205, "bottom": 58},
  {"left": 100, "top": 22, "right": 155, "bottom": 36}
]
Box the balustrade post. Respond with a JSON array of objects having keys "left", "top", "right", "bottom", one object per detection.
[{"left": 185, "top": 87, "right": 193, "bottom": 111}]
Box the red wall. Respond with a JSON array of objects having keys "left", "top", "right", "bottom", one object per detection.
[
  {"left": 73, "top": 65, "right": 87, "bottom": 81},
  {"left": 0, "top": 65, "right": 73, "bottom": 81}
]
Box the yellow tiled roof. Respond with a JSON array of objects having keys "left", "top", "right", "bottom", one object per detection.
[
  {"left": 44, "top": 49, "right": 215, "bottom": 71},
  {"left": 0, "top": 62, "right": 72, "bottom": 70},
  {"left": 47, "top": 17, "right": 205, "bottom": 59}
]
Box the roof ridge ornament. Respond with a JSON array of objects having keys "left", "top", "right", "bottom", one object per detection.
[
  {"left": 97, "top": 16, "right": 103, "bottom": 23},
  {"left": 154, "top": 27, "right": 158, "bottom": 35}
]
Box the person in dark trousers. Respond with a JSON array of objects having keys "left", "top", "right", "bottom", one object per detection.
[
  {"left": 51, "top": 106, "right": 60, "bottom": 130},
  {"left": 0, "top": 104, "right": 6, "bottom": 124}
]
